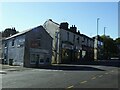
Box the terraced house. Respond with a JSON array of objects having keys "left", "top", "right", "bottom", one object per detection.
[{"left": 43, "top": 19, "right": 94, "bottom": 64}]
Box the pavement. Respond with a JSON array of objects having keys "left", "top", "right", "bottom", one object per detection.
[{"left": 0, "top": 64, "right": 33, "bottom": 74}]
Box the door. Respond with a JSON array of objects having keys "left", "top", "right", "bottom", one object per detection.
[{"left": 36, "top": 54, "right": 39, "bottom": 67}]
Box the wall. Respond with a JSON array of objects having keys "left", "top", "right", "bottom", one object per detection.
[
  {"left": 43, "top": 20, "right": 60, "bottom": 63},
  {"left": 24, "top": 26, "right": 52, "bottom": 67},
  {"left": 6, "top": 35, "right": 25, "bottom": 66}
]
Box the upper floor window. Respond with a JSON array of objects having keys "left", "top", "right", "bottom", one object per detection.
[
  {"left": 73, "top": 35, "right": 75, "bottom": 43},
  {"left": 67, "top": 32, "right": 69, "bottom": 41},
  {"left": 5, "top": 42, "right": 7, "bottom": 47},
  {"left": 82, "top": 37, "right": 85, "bottom": 43},
  {"left": 77, "top": 37, "right": 79, "bottom": 44},
  {"left": 12, "top": 39, "right": 15, "bottom": 46}
]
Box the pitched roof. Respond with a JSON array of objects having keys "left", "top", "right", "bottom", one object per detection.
[{"left": 5, "top": 25, "right": 43, "bottom": 40}]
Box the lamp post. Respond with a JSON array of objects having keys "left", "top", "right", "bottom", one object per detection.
[
  {"left": 103, "top": 27, "right": 106, "bottom": 60},
  {"left": 96, "top": 18, "right": 100, "bottom": 60},
  {"left": 97, "top": 18, "right": 100, "bottom": 36},
  {"left": 104, "top": 27, "right": 106, "bottom": 36}
]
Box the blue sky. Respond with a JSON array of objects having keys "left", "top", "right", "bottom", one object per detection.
[{"left": 0, "top": 2, "right": 118, "bottom": 39}]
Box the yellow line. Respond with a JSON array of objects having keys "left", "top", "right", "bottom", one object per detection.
[
  {"left": 91, "top": 77, "right": 96, "bottom": 80},
  {"left": 99, "top": 75, "right": 103, "bottom": 77},
  {"left": 67, "top": 85, "right": 74, "bottom": 89},
  {"left": 80, "top": 80, "right": 87, "bottom": 84}
]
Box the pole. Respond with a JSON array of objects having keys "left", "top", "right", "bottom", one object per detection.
[
  {"left": 96, "top": 18, "right": 100, "bottom": 60},
  {"left": 104, "top": 27, "right": 106, "bottom": 36},
  {"left": 97, "top": 18, "right": 100, "bottom": 36},
  {"left": 103, "top": 27, "right": 106, "bottom": 60}
]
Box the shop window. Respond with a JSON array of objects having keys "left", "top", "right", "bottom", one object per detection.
[
  {"left": 30, "top": 54, "right": 36, "bottom": 64},
  {"left": 39, "top": 54, "right": 44, "bottom": 63},
  {"left": 40, "top": 59, "right": 44, "bottom": 63}
]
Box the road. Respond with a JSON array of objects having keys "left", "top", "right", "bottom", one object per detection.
[{"left": 1, "top": 64, "right": 119, "bottom": 89}]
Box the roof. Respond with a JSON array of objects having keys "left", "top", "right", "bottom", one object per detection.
[
  {"left": 47, "top": 19, "right": 93, "bottom": 41},
  {"left": 47, "top": 19, "right": 59, "bottom": 26},
  {"left": 5, "top": 25, "right": 43, "bottom": 40}
]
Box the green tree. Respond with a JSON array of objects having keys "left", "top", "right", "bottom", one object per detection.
[
  {"left": 115, "top": 37, "right": 120, "bottom": 58},
  {"left": 100, "top": 35, "right": 117, "bottom": 59},
  {"left": 115, "top": 37, "right": 120, "bottom": 44}
]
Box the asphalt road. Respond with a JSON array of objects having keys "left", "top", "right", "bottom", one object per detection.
[{"left": 1, "top": 64, "right": 120, "bottom": 89}]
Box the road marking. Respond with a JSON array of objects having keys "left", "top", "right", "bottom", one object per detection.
[
  {"left": 67, "top": 85, "right": 74, "bottom": 89},
  {"left": 98, "top": 75, "right": 103, "bottom": 77},
  {"left": 91, "top": 77, "right": 96, "bottom": 80},
  {"left": 105, "top": 72, "right": 109, "bottom": 74},
  {"left": 80, "top": 80, "right": 87, "bottom": 84},
  {"left": 111, "top": 70, "right": 114, "bottom": 72}
]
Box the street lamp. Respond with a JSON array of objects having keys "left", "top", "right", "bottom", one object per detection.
[
  {"left": 104, "top": 27, "right": 107, "bottom": 36},
  {"left": 103, "top": 27, "right": 107, "bottom": 60},
  {"left": 97, "top": 18, "right": 100, "bottom": 36},
  {"left": 96, "top": 18, "right": 100, "bottom": 60}
]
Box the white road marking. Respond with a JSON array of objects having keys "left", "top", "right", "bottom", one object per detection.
[
  {"left": 98, "top": 75, "right": 103, "bottom": 77},
  {"left": 91, "top": 77, "right": 96, "bottom": 80},
  {"left": 67, "top": 85, "right": 74, "bottom": 88},
  {"left": 80, "top": 80, "right": 87, "bottom": 84}
]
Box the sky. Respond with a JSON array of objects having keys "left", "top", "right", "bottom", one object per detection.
[{"left": 0, "top": 2, "right": 119, "bottom": 39}]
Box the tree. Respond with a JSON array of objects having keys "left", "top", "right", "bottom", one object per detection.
[
  {"left": 115, "top": 37, "right": 120, "bottom": 44},
  {"left": 2, "top": 27, "right": 19, "bottom": 38},
  {"left": 115, "top": 37, "right": 120, "bottom": 58},
  {"left": 100, "top": 35, "right": 118, "bottom": 59}
]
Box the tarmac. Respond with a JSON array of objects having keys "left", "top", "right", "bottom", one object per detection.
[{"left": 0, "top": 64, "right": 32, "bottom": 74}]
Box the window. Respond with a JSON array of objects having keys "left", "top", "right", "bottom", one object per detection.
[
  {"left": 5, "top": 42, "right": 7, "bottom": 47},
  {"left": 77, "top": 37, "right": 79, "bottom": 44},
  {"left": 40, "top": 59, "right": 44, "bottom": 63},
  {"left": 67, "top": 32, "right": 69, "bottom": 41},
  {"left": 37, "top": 39, "right": 41, "bottom": 47},
  {"left": 73, "top": 35, "right": 75, "bottom": 43},
  {"left": 12, "top": 39, "right": 15, "bottom": 46},
  {"left": 46, "top": 58, "right": 49, "bottom": 63},
  {"left": 82, "top": 37, "right": 84, "bottom": 43},
  {"left": 18, "top": 39, "right": 25, "bottom": 47},
  {"left": 30, "top": 54, "right": 36, "bottom": 64},
  {"left": 39, "top": 54, "right": 44, "bottom": 64}
]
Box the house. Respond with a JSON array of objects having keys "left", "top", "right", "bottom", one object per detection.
[
  {"left": 43, "top": 19, "right": 94, "bottom": 64},
  {"left": 81, "top": 34, "right": 94, "bottom": 61},
  {"left": 2, "top": 25, "right": 53, "bottom": 67}
]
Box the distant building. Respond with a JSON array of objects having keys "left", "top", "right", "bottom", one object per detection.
[
  {"left": 2, "top": 26, "right": 52, "bottom": 67},
  {"left": 43, "top": 19, "right": 94, "bottom": 64}
]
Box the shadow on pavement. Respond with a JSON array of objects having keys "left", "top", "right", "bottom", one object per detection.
[
  {"left": 32, "top": 65, "right": 105, "bottom": 71},
  {"left": 70, "top": 60, "right": 120, "bottom": 67}
]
